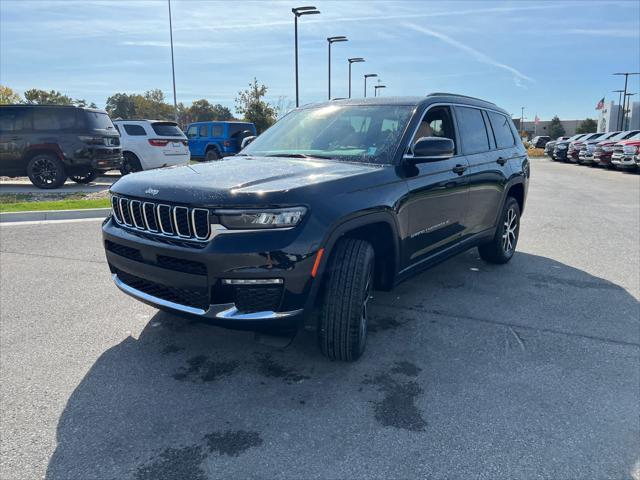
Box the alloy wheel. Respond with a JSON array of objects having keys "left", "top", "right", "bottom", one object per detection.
[
  {"left": 31, "top": 158, "right": 59, "bottom": 186},
  {"left": 502, "top": 207, "right": 518, "bottom": 254}
]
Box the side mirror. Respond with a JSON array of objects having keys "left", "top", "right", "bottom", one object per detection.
[
  {"left": 408, "top": 137, "right": 455, "bottom": 163},
  {"left": 240, "top": 135, "right": 257, "bottom": 149}
]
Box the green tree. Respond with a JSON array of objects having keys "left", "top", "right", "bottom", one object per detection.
[
  {"left": 134, "top": 89, "right": 174, "bottom": 120},
  {"left": 576, "top": 118, "right": 597, "bottom": 134},
  {"left": 74, "top": 99, "right": 97, "bottom": 108},
  {"left": 105, "top": 93, "right": 137, "bottom": 119},
  {"left": 547, "top": 115, "right": 566, "bottom": 139},
  {"left": 0, "top": 85, "right": 22, "bottom": 104},
  {"left": 235, "top": 78, "right": 277, "bottom": 133},
  {"left": 23, "top": 88, "right": 73, "bottom": 105}
]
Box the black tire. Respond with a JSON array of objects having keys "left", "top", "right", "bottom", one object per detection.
[
  {"left": 69, "top": 169, "right": 98, "bottom": 184},
  {"left": 120, "top": 152, "right": 142, "bottom": 175},
  {"left": 478, "top": 196, "right": 521, "bottom": 264},
  {"left": 205, "top": 148, "right": 221, "bottom": 161},
  {"left": 26, "top": 153, "right": 67, "bottom": 189},
  {"left": 318, "top": 238, "right": 374, "bottom": 362}
]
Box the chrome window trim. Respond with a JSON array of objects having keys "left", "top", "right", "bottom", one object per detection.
[
  {"left": 173, "top": 206, "right": 191, "bottom": 238},
  {"left": 156, "top": 204, "right": 174, "bottom": 235},
  {"left": 142, "top": 202, "right": 159, "bottom": 232}
]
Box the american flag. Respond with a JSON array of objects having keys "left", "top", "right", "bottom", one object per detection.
[
  {"left": 595, "top": 97, "right": 605, "bottom": 110},
  {"left": 534, "top": 115, "right": 540, "bottom": 125}
]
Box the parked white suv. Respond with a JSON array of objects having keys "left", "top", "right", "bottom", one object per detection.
[{"left": 113, "top": 120, "right": 190, "bottom": 174}]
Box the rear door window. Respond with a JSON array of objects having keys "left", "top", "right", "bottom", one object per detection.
[
  {"left": 487, "top": 111, "right": 516, "bottom": 149},
  {"left": 455, "top": 106, "right": 490, "bottom": 154},
  {"left": 33, "top": 108, "right": 77, "bottom": 131},
  {"left": 123, "top": 124, "right": 147, "bottom": 136},
  {"left": 151, "top": 122, "right": 183, "bottom": 137},
  {"left": 198, "top": 125, "right": 208, "bottom": 137},
  {"left": 211, "top": 125, "right": 224, "bottom": 137},
  {"left": 0, "top": 108, "right": 31, "bottom": 132}
]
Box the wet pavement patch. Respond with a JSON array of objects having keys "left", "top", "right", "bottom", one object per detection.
[
  {"left": 364, "top": 372, "right": 427, "bottom": 432},
  {"left": 205, "top": 430, "right": 263, "bottom": 457},
  {"left": 134, "top": 445, "right": 207, "bottom": 480},
  {"left": 172, "top": 355, "right": 239, "bottom": 383},
  {"left": 368, "top": 315, "right": 408, "bottom": 333},
  {"left": 256, "top": 353, "right": 310, "bottom": 384},
  {"left": 391, "top": 361, "right": 422, "bottom": 377}
]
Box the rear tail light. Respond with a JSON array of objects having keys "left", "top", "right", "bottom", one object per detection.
[
  {"left": 148, "top": 139, "right": 170, "bottom": 147},
  {"left": 78, "top": 135, "right": 104, "bottom": 145},
  {"left": 181, "top": 140, "right": 188, "bottom": 146}
]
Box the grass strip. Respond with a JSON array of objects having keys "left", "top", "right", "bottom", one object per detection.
[{"left": 0, "top": 197, "right": 111, "bottom": 213}]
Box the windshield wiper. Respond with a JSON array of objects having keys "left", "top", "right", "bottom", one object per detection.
[{"left": 264, "top": 153, "right": 334, "bottom": 160}]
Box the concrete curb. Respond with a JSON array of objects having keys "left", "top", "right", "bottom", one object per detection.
[{"left": 0, "top": 208, "right": 111, "bottom": 223}]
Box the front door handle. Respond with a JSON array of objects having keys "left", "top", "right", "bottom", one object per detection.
[
  {"left": 497, "top": 157, "right": 507, "bottom": 165},
  {"left": 452, "top": 164, "right": 467, "bottom": 175}
]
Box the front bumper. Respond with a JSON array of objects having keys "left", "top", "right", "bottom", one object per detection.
[
  {"left": 611, "top": 155, "right": 637, "bottom": 168},
  {"left": 578, "top": 152, "right": 595, "bottom": 163},
  {"left": 553, "top": 148, "right": 568, "bottom": 160},
  {"left": 102, "top": 217, "right": 319, "bottom": 326}
]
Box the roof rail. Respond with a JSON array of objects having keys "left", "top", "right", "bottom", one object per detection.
[{"left": 427, "top": 92, "right": 496, "bottom": 105}]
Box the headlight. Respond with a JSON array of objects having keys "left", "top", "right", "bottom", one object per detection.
[
  {"left": 557, "top": 144, "right": 567, "bottom": 150},
  {"left": 216, "top": 207, "right": 307, "bottom": 229},
  {"left": 603, "top": 146, "right": 614, "bottom": 152}
]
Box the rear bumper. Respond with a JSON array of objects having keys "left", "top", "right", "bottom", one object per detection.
[
  {"left": 139, "top": 151, "right": 190, "bottom": 170},
  {"left": 102, "top": 217, "right": 319, "bottom": 327}
]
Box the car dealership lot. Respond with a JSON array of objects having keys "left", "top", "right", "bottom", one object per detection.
[{"left": 0, "top": 158, "right": 638, "bottom": 480}]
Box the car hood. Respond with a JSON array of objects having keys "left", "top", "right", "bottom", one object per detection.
[
  {"left": 110, "top": 155, "right": 384, "bottom": 204},
  {"left": 617, "top": 139, "right": 640, "bottom": 146}
]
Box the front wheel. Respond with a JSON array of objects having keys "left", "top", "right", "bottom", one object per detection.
[
  {"left": 69, "top": 169, "right": 98, "bottom": 184},
  {"left": 479, "top": 197, "right": 521, "bottom": 264},
  {"left": 318, "top": 238, "right": 374, "bottom": 362}
]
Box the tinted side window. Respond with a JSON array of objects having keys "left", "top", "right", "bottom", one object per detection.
[
  {"left": 411, "top": 105, "right": 457, "bottom": 154},
  {"left": 0, "top": 108, "right": 31, "bottom": 132},
  {"left": 211, "top": 125, "right": 224, "bottom": 137},
  {"left": 123, "top": 124, "right": 147, "bottom": 136},
  {"left": 186, "top": 125, "right": 197, "bottom": 138},
  {"left": 198, "top": 125, "right": 208, "bottom": 137},
  {"left": 487, "top": 111, "right": 515, "bottom": 149},
  {"left": 456, "top": 107, "right": 489, "bottom": 154},
  {"left": 151, "top": 123, "right": 183, "bottom": 136},
  {"left": 228, "top": 124, "right": 252, "bottom": 137},
  {"left": 33, "top": 108, "right": 76, "bottom": 131}
]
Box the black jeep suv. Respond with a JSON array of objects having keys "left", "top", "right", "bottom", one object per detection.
[
  {"left": 0, "top": 105, "right": 122, "bottom": 188},
  {"left": 103, "top": 94, "right": 529, "bottom": 361}
]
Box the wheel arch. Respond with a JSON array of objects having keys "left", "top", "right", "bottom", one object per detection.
[
  {"left": 205, "top": 143, "right": 221, "bottom": 154},
  {"left": 24, "top": 145, "right": 65, "bottom": 163}
]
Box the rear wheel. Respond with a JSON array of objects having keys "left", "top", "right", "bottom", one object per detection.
[
  {"left": 69, "top": 169, "right": 98, "bottom": 184},
  {"left": 120, "top": 152, "right": 142, "bottom": 175},
  {"left": 205, "top": 148, "right": 221, "bottom": 161},
  {"left": 318, "top": 238, "right": 374, "bottom": 362},
  {"left": 479, "top": 196, "right": 520, "bottom": 264},
  {"left": 27, "top": 153, "right": 67, "bottom": 189}
]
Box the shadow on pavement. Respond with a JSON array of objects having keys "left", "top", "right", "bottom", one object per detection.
[{"left": 45, "top": 251, "right": 640, "bottom": 480}]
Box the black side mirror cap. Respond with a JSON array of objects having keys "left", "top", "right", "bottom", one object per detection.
[{"left": 407, "top": 136, "right": 455, "bottom": 164}]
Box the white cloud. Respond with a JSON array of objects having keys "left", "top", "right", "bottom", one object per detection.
[
  {"left": 403, "top": 23, "right": 534, "bottom": 86},
  {"left": 564, "top": 28, "right": 640, "bottom": 38}
]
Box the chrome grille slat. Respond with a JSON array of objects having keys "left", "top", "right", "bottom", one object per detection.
[{"left": 111, "top": 195, "right": 212, "bottom": 242}]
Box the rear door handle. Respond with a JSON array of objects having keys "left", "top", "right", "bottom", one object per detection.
[
  {"left": 452, "top": 164, "right": 467, "bottom": 175},
  {"left": 497, "top": 157, "right": 507, "bottom": 165}
]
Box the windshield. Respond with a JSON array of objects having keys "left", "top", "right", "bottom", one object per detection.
[
  {"left": 241, "top": 104, "right": 415, "bottom": 164},
  {"left": 85, "top": 111, "right": 115, "bottom": 131}
]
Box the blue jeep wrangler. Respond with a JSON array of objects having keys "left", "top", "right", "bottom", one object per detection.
[{"left": 186, "top": 121, "right": 257, "bottom": 161}]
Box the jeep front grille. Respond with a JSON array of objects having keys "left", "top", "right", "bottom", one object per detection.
[{"left": 111, "top": 195, "right": 211, "bottom": 241}]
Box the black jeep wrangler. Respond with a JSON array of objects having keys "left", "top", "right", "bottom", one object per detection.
[
  {"left": 0, "top": 105, "right": 122, "bottom": 188},
  {"left": 103, "top": 94, "right": 529, "bottom": 361}
]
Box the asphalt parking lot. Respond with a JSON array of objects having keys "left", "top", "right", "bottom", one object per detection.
[
  {"left": 1, "top": 158, "right": 638, "bottom": 480},
  {"left": 0, "top": 172, "right": 119, "bottom": 195}
]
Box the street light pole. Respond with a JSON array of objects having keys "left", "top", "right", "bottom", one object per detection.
[
  {"left": 613, "top": 72, "right": 640, "bottom": 132},
  {"left": 612, "top": 89, "right": 625, "bottom": 130},
  {"left": 292, "top": 6, "right": 320, "bottom": 108},
  {"left": 624, "top": 93, "right": 636, "bottom": 130},
  {"left": 521, "top": 107, "right": 525, "bottom": 136},
  {"left": 374, "top": 85, "right": 386, "bottom": 97},
  {"left": 347, "top": 57, "right": 364, "bottom": 99},
  {"left": 168, "top": 0, "right": 178, "bottom": 122},
  {"left": 364, "top": 73, "right": 377, "bottom": 98},
  {"left": 327, "top": 36, "right": 348, "bottom": 100}
]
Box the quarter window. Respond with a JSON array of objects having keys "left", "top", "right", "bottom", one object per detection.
[
  {"left": 33, "top": 108, "right": 76, "bottom": 131},
  {"left": 123, "top": 124, "right": 147, "bottom": 136},
  {"left": 211, "top": 125, "right": 224, "bottom": 137},
  {"left": 488, "top": 112, "right": 517, "bottom": 149},
  {"left": 456, "top": 107, "right": 490, "bottom": 154}
]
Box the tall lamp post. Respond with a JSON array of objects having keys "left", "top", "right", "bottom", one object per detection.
[
  {"left": 167, "top": 0, "right": 178, "bottom": 122},
  {"left": 374, "top": 85, "right": 386, "bottom": 97},
  {"left": 612, "top": 89, "right": 625, "bottom": 130},
  {"left": 347, "top": 57, "right": 364, "bottom": 98},
  {"left": 624, "top": 92, "right": 636, "bottom": 130},
  {"left": 327, "top": 36, "right": 348, "bottom": 100},
  {"left": 292, "top": 6, "right": 320, "bottom": 108},
  {"left": 364, "top": 73, "right": 377, "bottom": 97},
  {"left": 613, "top": 72, "right": 640, "bottom": 132},
  {"left": 520, "top": 106, "right": 525, "bottom": 137}
]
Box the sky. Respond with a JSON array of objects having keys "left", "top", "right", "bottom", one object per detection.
[{"left": 1, "top": 0, "right": 639, "bottom": 121}]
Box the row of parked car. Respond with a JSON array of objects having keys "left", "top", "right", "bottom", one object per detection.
[
  {"left": 541, "top": 131, "right": 640, "bottom": 169},
  {"left": 0, "top": 104, "right": 257, "bottom": 188}
]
